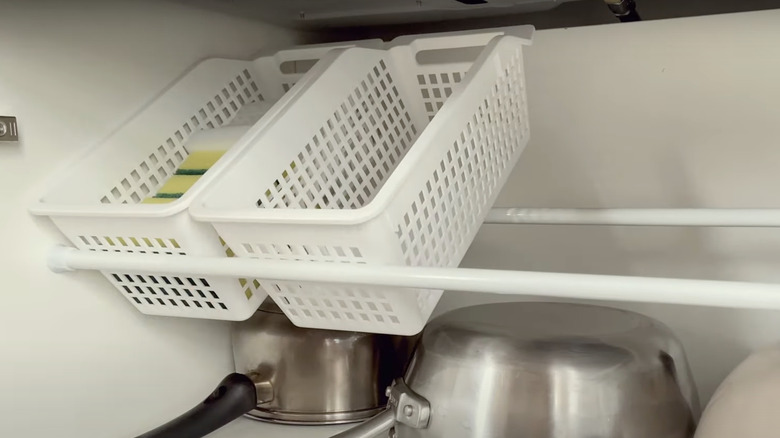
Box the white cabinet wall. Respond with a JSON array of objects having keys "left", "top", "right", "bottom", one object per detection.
[
  {"left": 0, "top": 2, "right": 301, "bottom": 437},
  {"left": 453, "top": 10, "right": 780, "bottom": 403}
]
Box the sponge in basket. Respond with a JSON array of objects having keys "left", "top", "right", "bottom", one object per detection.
[
  {"left": 175, "top": 150, "right": 226, "bottom": 175},
  {"left": 155, "top": 175, "right": 201, "bottom": 198},
  {"left": 142, "top": 197, "right": 175, "bottom": 204}
]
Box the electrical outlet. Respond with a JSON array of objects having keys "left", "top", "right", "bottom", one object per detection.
[{"left": 0, "top": 116, "right": 19, "bottom": 142}]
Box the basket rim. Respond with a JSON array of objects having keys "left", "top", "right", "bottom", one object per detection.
[
  {"left": 388, "top": 24, "right": 534, "bottom": 48},
  {"left": 189, "top": 36, "right": 530, "bottom": 226}
]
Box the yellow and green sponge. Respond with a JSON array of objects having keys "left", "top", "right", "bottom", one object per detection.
[
  {"left": 141, "top": 150, "right": 226, "bottom": 204},
  {"left": 175, "top": 150, "right": 226, "bottom": 175},
  {"left": 154, "top": 175, "right": 201, "bottom": 199}
]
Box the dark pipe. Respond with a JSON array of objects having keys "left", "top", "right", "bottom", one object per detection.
[
  {"left": 618, "top": 9, "right": 641, "bottom": 23},
  {"left": 605, "top": 0, "right": 641, "bottom": 22},
  {"left": 135, "top": 373, "right": 257, "bottom": 438}
]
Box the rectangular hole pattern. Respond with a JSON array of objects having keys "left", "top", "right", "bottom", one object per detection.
[
  {"left": 220, "top": 237, "right": 264, "bottom": 301},
  {"left": 265, "top": 282, "right": 401, "bottom": 327},
  {"left": 417, "top": 70, "right": 468, "bottom": 121},
  {"left": 242, "top": 242, "right": 367, "bottom": 263},
  {"left": 77, "top": 234, "right": 230, "bottom": 312},
  {"left": 101, "top": 69, "right": 265, "bottom": 204},
  {"left": 239, "top": 242, "right": 400, "bottom": 327},
  {"left": 397, "top": 49, "right": 527, "bottom": 273},
  {"left": 256, "top": 58, "right": 418, "bottom": 210},
  {"left": 76, "top": 235, "right": 186, "bottom": 255},
  {"left": 108, "top": 274, "right": 229, "bottom": 311}
]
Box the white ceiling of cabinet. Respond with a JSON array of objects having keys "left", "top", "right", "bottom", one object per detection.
[{"left": 175, "top": 0, "right": 580, "bottom": 27}]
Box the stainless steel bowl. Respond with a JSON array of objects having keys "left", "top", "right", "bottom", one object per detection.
[{"left": 337, "top": 302, "right": 700, "bottom": 438}]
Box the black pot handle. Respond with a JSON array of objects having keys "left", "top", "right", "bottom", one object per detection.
[{"left": 135, "top": 373, "right": 257, "bottom": 438}]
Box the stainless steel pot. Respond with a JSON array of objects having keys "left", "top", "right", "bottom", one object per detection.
[
  {"left": 235, "top": 299, "right": 415, "bottom": 424},
  {"left": 336, "top": 302, "right": 700, "bottom": 438},
  {"left": 137, "top": 299, "right": 416, "bottom": 438}
]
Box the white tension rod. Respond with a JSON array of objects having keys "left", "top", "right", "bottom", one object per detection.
[
  {"left": 49, "top": 246, "right": 780, "bottom": 310},
  {"left": 485, "top": 208, "right": 780, "bottom": 227}
]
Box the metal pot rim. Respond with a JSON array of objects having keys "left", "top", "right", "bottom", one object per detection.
[{"left": 244, "top": 405, "right": 388, "bottom": 425}]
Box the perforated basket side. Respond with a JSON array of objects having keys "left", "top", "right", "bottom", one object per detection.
[
  {"left": 191, "top": 48, "right": 432, "bottom": 217},
  {"left": 33, "top": 60, "right": 268, "bottom": 212},
  {"left": 248, "top": 37, "right": 531, "bottom": 333},
  {"left": 52, "top": 215, "right": 266, "bottom": 320},
  {"left": 194, "top": 37, "right": 530, "bottom": 333},
  {"left": 210, "top": 218, "right": 433, "bottom": 334},
  {"left": 32, "top": 43, "right": 400, "bottom": 322},
  {"left": 254, "top": 58, "right": 424, "bottom": 211},
  {"left": 385, "top": 37, "right": 530, "bottom": 271},
  {"left": 34, "top": 43, "right": 388, "bottom": 218},
  {"left": 98, "top": 68, "right": 267, "bottom": 206},
  {"left": 392, "top": 25, "right": 532, "bottom": 122}
]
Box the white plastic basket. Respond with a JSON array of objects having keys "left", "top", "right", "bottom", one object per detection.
[
  {"left": 191, "top": 27, "right": 533, "bottom": 334},
  {"left": 29, "top": 39, "right": 383, "bottom": 321}
]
